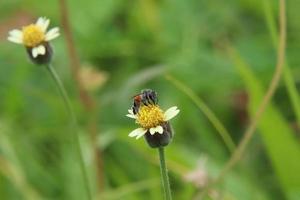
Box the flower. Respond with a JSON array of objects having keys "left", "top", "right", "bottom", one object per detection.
[
  {"left": 79, "top": 65, "right": 109, "bottom": 92},
  {"left": 126, "top": 103, "right": 179, "bottom": 147},
  {"left": 184, "top": 157, "right": 209, "bottom": 188},
  {"left": 8, "top": 17, "right": 60, "bottom": 64}
]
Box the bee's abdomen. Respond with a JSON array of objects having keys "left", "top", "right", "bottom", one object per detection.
[{"left": 141, "top": 89, "right": 158, "bottom": 106}]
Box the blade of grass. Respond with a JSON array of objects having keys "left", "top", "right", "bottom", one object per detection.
[
  {"left": 263, "top": 0, "right": 300, "bottom": 126},
  {"left": 214, "top": 0, "right": 286, "bottom": 183},
  {"left": 97, "top": 179, "right": 159, "bottom": 200},
  {"left": 46, "top": 64, "right": 92, "bottom": 200},
  {"left": 0, "top": 121, "right": 41, "bottom": 200},
  {"left": 194, "top": 1, "right": 287, "bottom": 198},
  {"left": 231, "top": 48, "right": 300, "bottom": 200},
  {"left": 0, "top": 156, "right": 41, "bottom": 200},
  {"left": 59, "top": 0, "right": 104, "bottom": 191},
  {"left": 165, "top": 74, "right": 236, "bottom": 153}
]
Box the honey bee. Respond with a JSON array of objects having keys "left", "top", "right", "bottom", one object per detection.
[{"left": 132, "top": 89, "right": 158, "bottom": 114}]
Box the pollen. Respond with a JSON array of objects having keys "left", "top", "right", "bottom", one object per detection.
[
  {"left": 136, "top": 105, "right": 164, "bottom": 129},
  {"left": 22, "top": 24, "right": 45, "bottom": 47}
]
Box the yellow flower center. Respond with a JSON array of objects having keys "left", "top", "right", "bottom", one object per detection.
[
  {"left": 136, "top": 105, "right": 164, "bottom": 129},
  {"left": 22, "top": 24, "right": 45, "bottom": 47}
]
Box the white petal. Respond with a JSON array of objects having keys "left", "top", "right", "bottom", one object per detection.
[
  {"left": 126, "top": 109, "right": 137, "bottom": 119},
  {"left": 31, "top": 45, "right": 46, "bottom": 58},
  {"left": 149, "top": 128, "right": 155, "bottom": 135},
  {"left": 7, "top": 29, "right": 23, "bottom": 44},
  {"left": 164, "top": 106, "right": 180, "bottom": 121},
  {"left": 136, "top": 131, "right": 146, "bottom": 139},
  {"left": 156, "top": 126, "right": 164, "bottom": 134},
  {"left": 42, "top": 19, "right": 50, "bottom": 32},
  {"left": 126, "top": 114, "right": 137, "bottom": 119},
  {"left": 7, "top": 36, "right": 23, "bottom": 44},
  {"left": 149, "top": 125, "right": 163, "bottom": 135},
  {"left": 36, "top": 45, "right": 46, "bottom": 55},
  {"left": 32, "top": 47, "right": 39, "bottom": 58},
  {"left": 128, "top": 128, "right": 147, "bottom": 139},
  {"left": 45, "top": 27, "right": 60, "bottom": 41},
  {"left": 36, "top": 17, "right": 50, "bottom": 32},
  {"left": 9, "top": 29, "right": 23, "bottom": 38},
  {"left": 36, "top": 17, "right": 45, "bottom": 27},
  {"left": 128, "top": 109, "right": 134, "bottom": 115}
]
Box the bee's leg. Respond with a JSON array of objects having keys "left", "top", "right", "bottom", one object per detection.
[
  {"left": 132, "top": 101, "right": 139, "bottom": 114},
  {"left": 132, "top": 106, "right": 137, "bottom": 114}
]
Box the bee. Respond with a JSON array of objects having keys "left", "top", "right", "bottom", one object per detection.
[{"left": 132, "top": 89, "right": 158, "bottom": 114}]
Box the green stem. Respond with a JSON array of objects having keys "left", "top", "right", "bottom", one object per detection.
[
  {"left": 45, "top": 64, "right": 92, "bottom": 200},
  {"left": 158, "top": 147, "right": 172, "bottom": 200}
]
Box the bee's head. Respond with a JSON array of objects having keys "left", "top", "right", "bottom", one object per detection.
[
  {"left": 133, "top": 94, "right": 142, "bottom": 102},
  {"left": 131, "top": 94, "right": 142, "bottom": 114}
]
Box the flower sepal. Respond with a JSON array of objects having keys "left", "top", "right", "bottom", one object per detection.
[
  {"left": 26, "top": 42, "right": 53, "bottom": 65},
  {"left": 144, "top": 122, "right": 173, "bottom": 148}
]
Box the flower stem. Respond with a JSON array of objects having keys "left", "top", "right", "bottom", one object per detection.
[
  {"left": 45, "top": 64, "right": 92, "bottom": 200},
  {"left": 158, "top": 147, "right": 172, "bottom": 200}
]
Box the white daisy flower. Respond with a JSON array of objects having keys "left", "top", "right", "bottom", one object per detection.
[
  {"left": 8, "top": 17, "right": 60, "bottom": 59},
  {"left": 126, "top": 105, "right": 180, "bottom": 140}
]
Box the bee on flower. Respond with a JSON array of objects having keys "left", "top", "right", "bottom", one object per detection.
[
  {"left": 126, "top": 89, "right": 180, "bottom": 148},
  {"left": 8, "top": 17, "right": 60, "bottom": 65}
]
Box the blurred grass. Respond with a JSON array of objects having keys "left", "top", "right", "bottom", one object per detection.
[
  {"left": 165, "top": 74, "right": 236, "bottom": 153},
  {"left": 263, "top": 0, "right": 300, "bottom": 127},
  {"left": 0, "top": 121, "right": 41, "bottom": 200},
  {"left": 231, "top": 48, "right": 300, "bottom": 200},
  {"left": 1, "top": 0, "right": 300, "bottom": 199}
]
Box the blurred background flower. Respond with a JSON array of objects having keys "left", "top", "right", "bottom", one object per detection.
[
  {"left": 8, "top": 17, "right": 59, "bottom": 64},
  {"left": 79, "top": 64, "right": 108, "bottom": 92}
]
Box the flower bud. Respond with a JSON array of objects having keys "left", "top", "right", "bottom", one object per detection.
[
  {"left": 26, "top": 42, "right": 53, "bottom": 65},
  {"left": 144, "top": 122, "right": 173, "bottom": 148}
]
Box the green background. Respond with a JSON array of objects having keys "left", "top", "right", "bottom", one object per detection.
[{"left": 0, "top": 0, "right": 300, "bottom": 199}]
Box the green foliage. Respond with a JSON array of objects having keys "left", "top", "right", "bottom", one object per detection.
[
  {"left": 231, "top": 49, "right": 300, "bottom": 200},
  {"left": 1, "top": 0, "right": 300, "bottom": 199}
]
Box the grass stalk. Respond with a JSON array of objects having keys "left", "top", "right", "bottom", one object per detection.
[
  {"left": 263, "top": 0, "right": 300, "bottom": 126},
  {"left": 195, "top": 1, "right": 286, "bottom": 198},
  {"left": 58, "top": 0, "right": 104, "bottom": 190},
  {"left": 214, "top": 0, "right": 286, "bottom": 184},
  {"left": 165, "top": 74, "right": 235, "bottom": 153}
]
